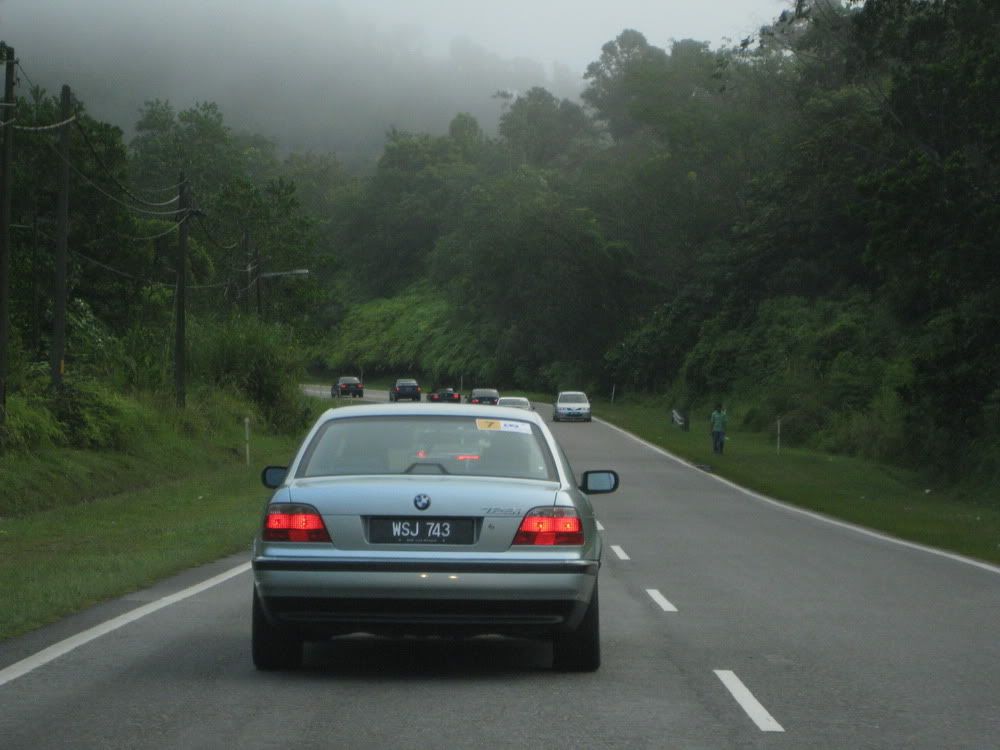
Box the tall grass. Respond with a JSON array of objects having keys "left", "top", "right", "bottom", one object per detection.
[{"left": 594, "top": 398, "right": 1000, "bottom": 565}]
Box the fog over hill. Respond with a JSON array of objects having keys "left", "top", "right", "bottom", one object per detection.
[{"left": 1, "top": 0, "right": 786, "bottom": 165}]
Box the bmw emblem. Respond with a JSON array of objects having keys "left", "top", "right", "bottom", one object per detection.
[{"left": 413, "top": 494, "right": 431, "bottom": 511}]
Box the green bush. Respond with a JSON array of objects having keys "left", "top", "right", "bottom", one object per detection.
[
  {"left": 188, "top": 316, "right": 311, "bottom": 433},
  {"left": 323, "top": 286, "right": 494, "bottom": 386},
  {"left": 64, "top": 299, "right": 130, "bottom": 383},
  {"left": 539, "top": 360, "right": 595, "bottom": 395},
  {"left": 0, "top": 393, "right": 62, "bottom": 452},
  {"left": 47, "top": 379, "right": 149, "bottom": 451}
]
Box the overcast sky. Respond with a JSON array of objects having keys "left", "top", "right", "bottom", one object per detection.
[
  {"left": 3, "top": 0, "right": 793, "bottom": 75},
  {"left": 353, "top": 0, "right": 792, "bottom": 72},
  {"left": 0, "top": 0, "right": 794, "bottom": 160}
]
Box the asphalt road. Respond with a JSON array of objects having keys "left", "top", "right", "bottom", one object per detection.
[{"left": 1, "top": 391, "right": 998, "bottom": 749}]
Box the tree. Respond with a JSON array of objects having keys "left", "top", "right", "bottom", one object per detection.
[
  {"left": 582, "top": 29, "right": 669, "bottom": 140},
  {"left": 498, "top": 87, "right": 592, "bottom": 167}
]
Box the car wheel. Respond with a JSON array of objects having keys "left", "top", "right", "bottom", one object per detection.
[
  {"left": 358, "top": 391, "right": 364, "bottom": 398},
  {"left": 252, "top": 590, "right": 303, "bottom": 670},
  {"left": 552, "top": 581, "right": 600, "bottom": 672}
]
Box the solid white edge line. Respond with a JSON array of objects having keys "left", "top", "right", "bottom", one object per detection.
[
  {"left": 714, "top": 669, "right": 785, "bottom": 732},
  {"left": 593, "top": 416, "right": 1000, "bottom": 576},
  {"left": 610, "top": 544, "right": 630, "bottom": 561},
  {"left": 645, "top": 588, "right": 678, "bottom": 612},
  {"left": 0, "top": 562, "right": 251, "bottom": 689},
  {"left": 596, "top": 520, "right": 605, "bottom": 531}
]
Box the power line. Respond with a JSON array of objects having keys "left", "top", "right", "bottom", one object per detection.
[
  {"left": 188, "top": 281, "right": 229, "bottom": 290},
  {"left": 14, "top": 61, "right": 38, "bottom": 93},
  {"left": 71, "top": 248, "right": 229, "bottom": 290},
  {"left": 117, "top": 222, "right": 181, "bottom": 242},
  {"left": 40, "top": 137, "right": 189, "bottom": 217},
  {"left": 192, "top": 213, "right": 239, "bottom": 250},
  {"left": 130, "top": 178, "right": 186, "bottom": 195},
  {"left": 72, "top": 119, "right": 180, "bottom": 207},
  {"left": 14, "top": 114, "right": 76, "bottom": 132},
  {"left": 71, "top": 248, "right": 159, "bottom": 282}
]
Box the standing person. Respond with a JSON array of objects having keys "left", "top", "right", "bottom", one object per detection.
[{"left": 710, "top": 403, "right": 728, "bottom": 454}]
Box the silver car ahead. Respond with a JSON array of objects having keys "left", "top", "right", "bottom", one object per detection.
[
  {"left": 553, "top": 391, "right": 592, "bottom": 422},
  {"left": 496, "top": 396, "right": 533, "bottom": 410},
  {"left": 251, "top": 403, "right": 619, "bottom": 672}
]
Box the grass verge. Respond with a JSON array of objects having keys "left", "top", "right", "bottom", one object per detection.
[
  {"left": 592, "top": 399, "right": 1000, "bottom": 565},
  {"left": 0, "top": 431, "right": 301, "bottom": 641}
]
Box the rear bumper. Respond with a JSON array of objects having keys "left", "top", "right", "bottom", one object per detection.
[{"left": 253, "top": 557, "right": 597, "bottom": 636}]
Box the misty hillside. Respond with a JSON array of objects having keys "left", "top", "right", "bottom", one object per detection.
[{"left": 1, "top": 0, "right": 583, "bottom": 166}]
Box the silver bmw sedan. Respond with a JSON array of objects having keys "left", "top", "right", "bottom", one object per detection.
[{"left": 251, "top": 403, "right": 619, "bottom": 672}]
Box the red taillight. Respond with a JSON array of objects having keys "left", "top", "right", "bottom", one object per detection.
[
  {"left": 513, "top": 507, "right": 584, "bottom": 545},
  {"left": 263, "top": 504, "right": 331, "bottom": 542},
  {"left": 394, "top": 387, "right": 400, "bottom": 392},
  {"left": 416, "top": 387, "right": 421, "bottom": 392},
  {"left": 471, "top": 398, "right": 479, "bottom": 404},
  {"left": 456, "top": 454, "right": 480, "bottom": 461}
]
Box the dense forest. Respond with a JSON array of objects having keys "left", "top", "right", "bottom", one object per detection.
[{"left": 1, "top": 0, "right": 997, "bottom": 486}]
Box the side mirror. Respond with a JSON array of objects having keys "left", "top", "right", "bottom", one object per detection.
[
  {"left": 261, "top": 466, "right": 288, "bottom": 489},
  {"left": 580, "top": 470, "right": 619, "bottom": 494}
]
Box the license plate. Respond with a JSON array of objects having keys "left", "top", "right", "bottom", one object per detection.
[{"left": 369, "top": 518, "right": 475, "bottom": 545}]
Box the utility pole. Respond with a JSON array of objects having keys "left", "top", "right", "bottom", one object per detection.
[
  {"left": 254, "top": 234, "right": 262, "bottom": 317},
  {"left": 30, "top": 214, "right": 40, "bottom": 355},
  {"left": 242, "top": 228, "right": 251, "bottom": 314},
  {"left": 174, "top": 174, "right": 188, "bottom": 407},
  {"left": 50, "top": 84, "right": 71, "bottom": 388},
  {"left": 0, "top": 43, "right": 15, "bottom": 424}
]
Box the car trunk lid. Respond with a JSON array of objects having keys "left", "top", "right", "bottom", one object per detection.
[{"left": 286, "top": 475, "right": 559, "bottom": 552}]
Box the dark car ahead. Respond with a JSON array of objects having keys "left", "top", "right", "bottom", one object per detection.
[
  {"left": 333, "top": 376, "right": 364, "bottom": 398},
  {"left": 467, "top": 388, "right": 500, "bottom": 405},
  {"left": 428, "top": 387, "right": 462, "bottom": 404},
  {"left": 390, "top": 378, "right": 422, "bottom": 402}
]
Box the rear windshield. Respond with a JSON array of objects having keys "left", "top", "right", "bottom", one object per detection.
[
  {"left": 472, "top": 389, "right": 499, "bottom": 397},
  {"left": 396, "top": 379, "right": 418, "bottom": 386},
  {"left": 498, "top": 397, "right": 529, "bottom": 407},
  {"left": 339, "top": 377, "right": 360, "bottom": 384},
  {"left": 559, "top": 393, "right": 588, "bottom": 403},
  {"left": 297, "top": 416, "right": 556, "bottom": 481}
]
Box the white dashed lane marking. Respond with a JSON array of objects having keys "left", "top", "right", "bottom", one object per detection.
[
  {"left": 645, "top": 588, "right": 678, "bottom": 612},
  {"left": 714, "top": 670, "right": 785, "bottom": 732},
  {"left": 610, "top": 545, "right": 630, "bottom": 561}
]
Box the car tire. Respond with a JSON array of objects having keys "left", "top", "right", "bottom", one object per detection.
[
  {"left": 552, "top": 581, "right": 600, "bottom": 672},
  {"left": 358, "top": 391, "right": 364, "bottom": 398},
  {"left": 252, "top": 590, "right": 303, "bottom": 670}
]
